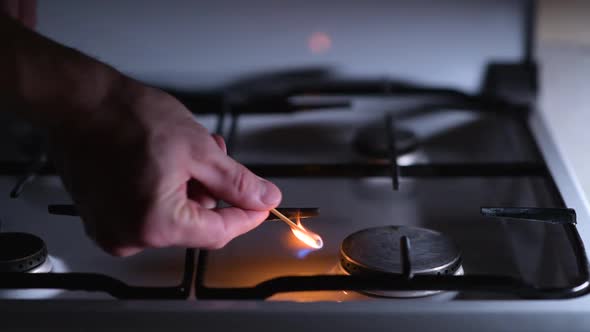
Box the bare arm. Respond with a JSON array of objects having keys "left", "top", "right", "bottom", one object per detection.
[
  {"left": 1, "top": 13, "right": 119, "bottom": 127},
  {"left": 0, "top": 5, "right": 281, "bottom": 256}
]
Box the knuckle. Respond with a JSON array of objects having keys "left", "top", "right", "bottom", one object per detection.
[
  {"left": 232, "top": 165, "right": 253, "bottom": 196},
  {"left": 136, "top": 225, "right": 166, "bottom": 248},
  {"left": 135, "top": 213, "right": 172, "bottom": 248},
  {"left": 94, "top": 235, "right": 128, "bottom": 257},
  {"left": 173, "top": 201, "right": 199, "bottom": 226}
]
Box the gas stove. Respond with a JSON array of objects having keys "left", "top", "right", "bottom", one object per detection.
[
  {"left": 0, "top": 77, "right": 588, "bottom": 302},
  {"left": 3, "top": 0, "right": 590, "bottom": 331}
]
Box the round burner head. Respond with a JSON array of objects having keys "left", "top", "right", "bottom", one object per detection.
[
  {"left": 354, "top": 124, "right": 418, "bottom": 159},
  {"left": 0, "top": 232, "right": 48, "bottom": 273},
  {"left": 340, "top": 226, "right": 461, "bottom": 277}
]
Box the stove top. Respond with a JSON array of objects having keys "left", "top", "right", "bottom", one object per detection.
[{"left": 0, "top": 77, "right": 587, "bottom": 302}]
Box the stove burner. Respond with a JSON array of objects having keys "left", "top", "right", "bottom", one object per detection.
[
  {"left": 354, "top": 123, "right": 419, "bottom": 161},
  {"left": 339, "top": 226, "right": 462, "bottom": 297},
  {"left": 0, "top": 232, "right": 51, "bottom": 273}
]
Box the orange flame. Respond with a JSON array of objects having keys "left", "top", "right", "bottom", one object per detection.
[{"left": 291, "top": 218, "right": 324, "bottom": 249}]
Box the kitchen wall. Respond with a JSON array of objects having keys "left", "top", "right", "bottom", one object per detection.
[{"left": 37, "top": 0, "right": 527, "bottom": 93}]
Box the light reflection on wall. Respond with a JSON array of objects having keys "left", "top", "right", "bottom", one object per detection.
[{"left": 308, "top": 31, "right": 332, "bottom": 54}]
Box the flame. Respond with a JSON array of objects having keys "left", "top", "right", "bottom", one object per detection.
[{"left": 291, "top": 217, "right": 324, "bottom": 249}]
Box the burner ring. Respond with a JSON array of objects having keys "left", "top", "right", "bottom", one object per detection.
[
  {"left": 340, "top": 226, "right": 461, "bottom": 277},
  {"left": 0, "top": 232, "right": 48, "bottom": 273}
]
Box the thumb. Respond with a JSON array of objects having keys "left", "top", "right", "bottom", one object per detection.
[{"left": 191, "top": 152, "right": 282, "bottom": 211}]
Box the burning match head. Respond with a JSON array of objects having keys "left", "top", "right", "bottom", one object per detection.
[
  {"left": 269, "top": 207, "right": 324, "bottom": 249},
  {"left": 291, "top": 227, "right": 324, "bottom": 249}
]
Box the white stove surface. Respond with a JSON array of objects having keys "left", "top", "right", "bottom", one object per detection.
[
  {"left": 0, "top": 103, "right": 582, "bottom": 303},
  {"left": 3, "top": 106, "right": 590, "bottom": 331}
]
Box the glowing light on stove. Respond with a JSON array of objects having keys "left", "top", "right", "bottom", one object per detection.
[
  {"left": 0, "top": 255, "right": 69, "bottom": 299},
  {"left": 308, "top": 31, "right": 332, "bottom": 54},
  {"left": 291, "top": 218, "right": 324, "bottom": 249}
]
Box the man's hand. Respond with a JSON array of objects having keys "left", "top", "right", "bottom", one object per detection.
[
  {"left": 0, "top": 9, "right": 282, "bottom": 256},
  {"left": 49, "top": 80, "right": 282, "bottom": 256}
]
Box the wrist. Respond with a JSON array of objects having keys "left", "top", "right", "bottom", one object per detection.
[
  {"left": 1, "top": 15, "right": 128, "bottom": 129},
  {"left": 18, "top": 53, "right": 125, "bottom": 128}
]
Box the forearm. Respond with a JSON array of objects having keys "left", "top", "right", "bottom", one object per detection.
[
  {"left": 0, "top": 9, "right": 283, "bottom": 256},
  {"left": 0, "top": 14, "right": 123, "bottom": 128}
]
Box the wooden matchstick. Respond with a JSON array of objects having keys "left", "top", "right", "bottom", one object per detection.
[{"left": 270, "top": 208, "right": 301, "bottom": 230}]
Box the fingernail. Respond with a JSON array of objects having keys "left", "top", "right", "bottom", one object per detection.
[{"left": 260, "top": 180, "right": 281, "bottom": 206}]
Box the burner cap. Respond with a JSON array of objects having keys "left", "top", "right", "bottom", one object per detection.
[
  {"left": 354, "top": 124, "right": 418, "bottom": 159},
  {"left": 0, "top": 232, "right": 48, "bottom": 273},
  {"left": 340, "top": 226, "right": 461, "bottom": 277}
]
